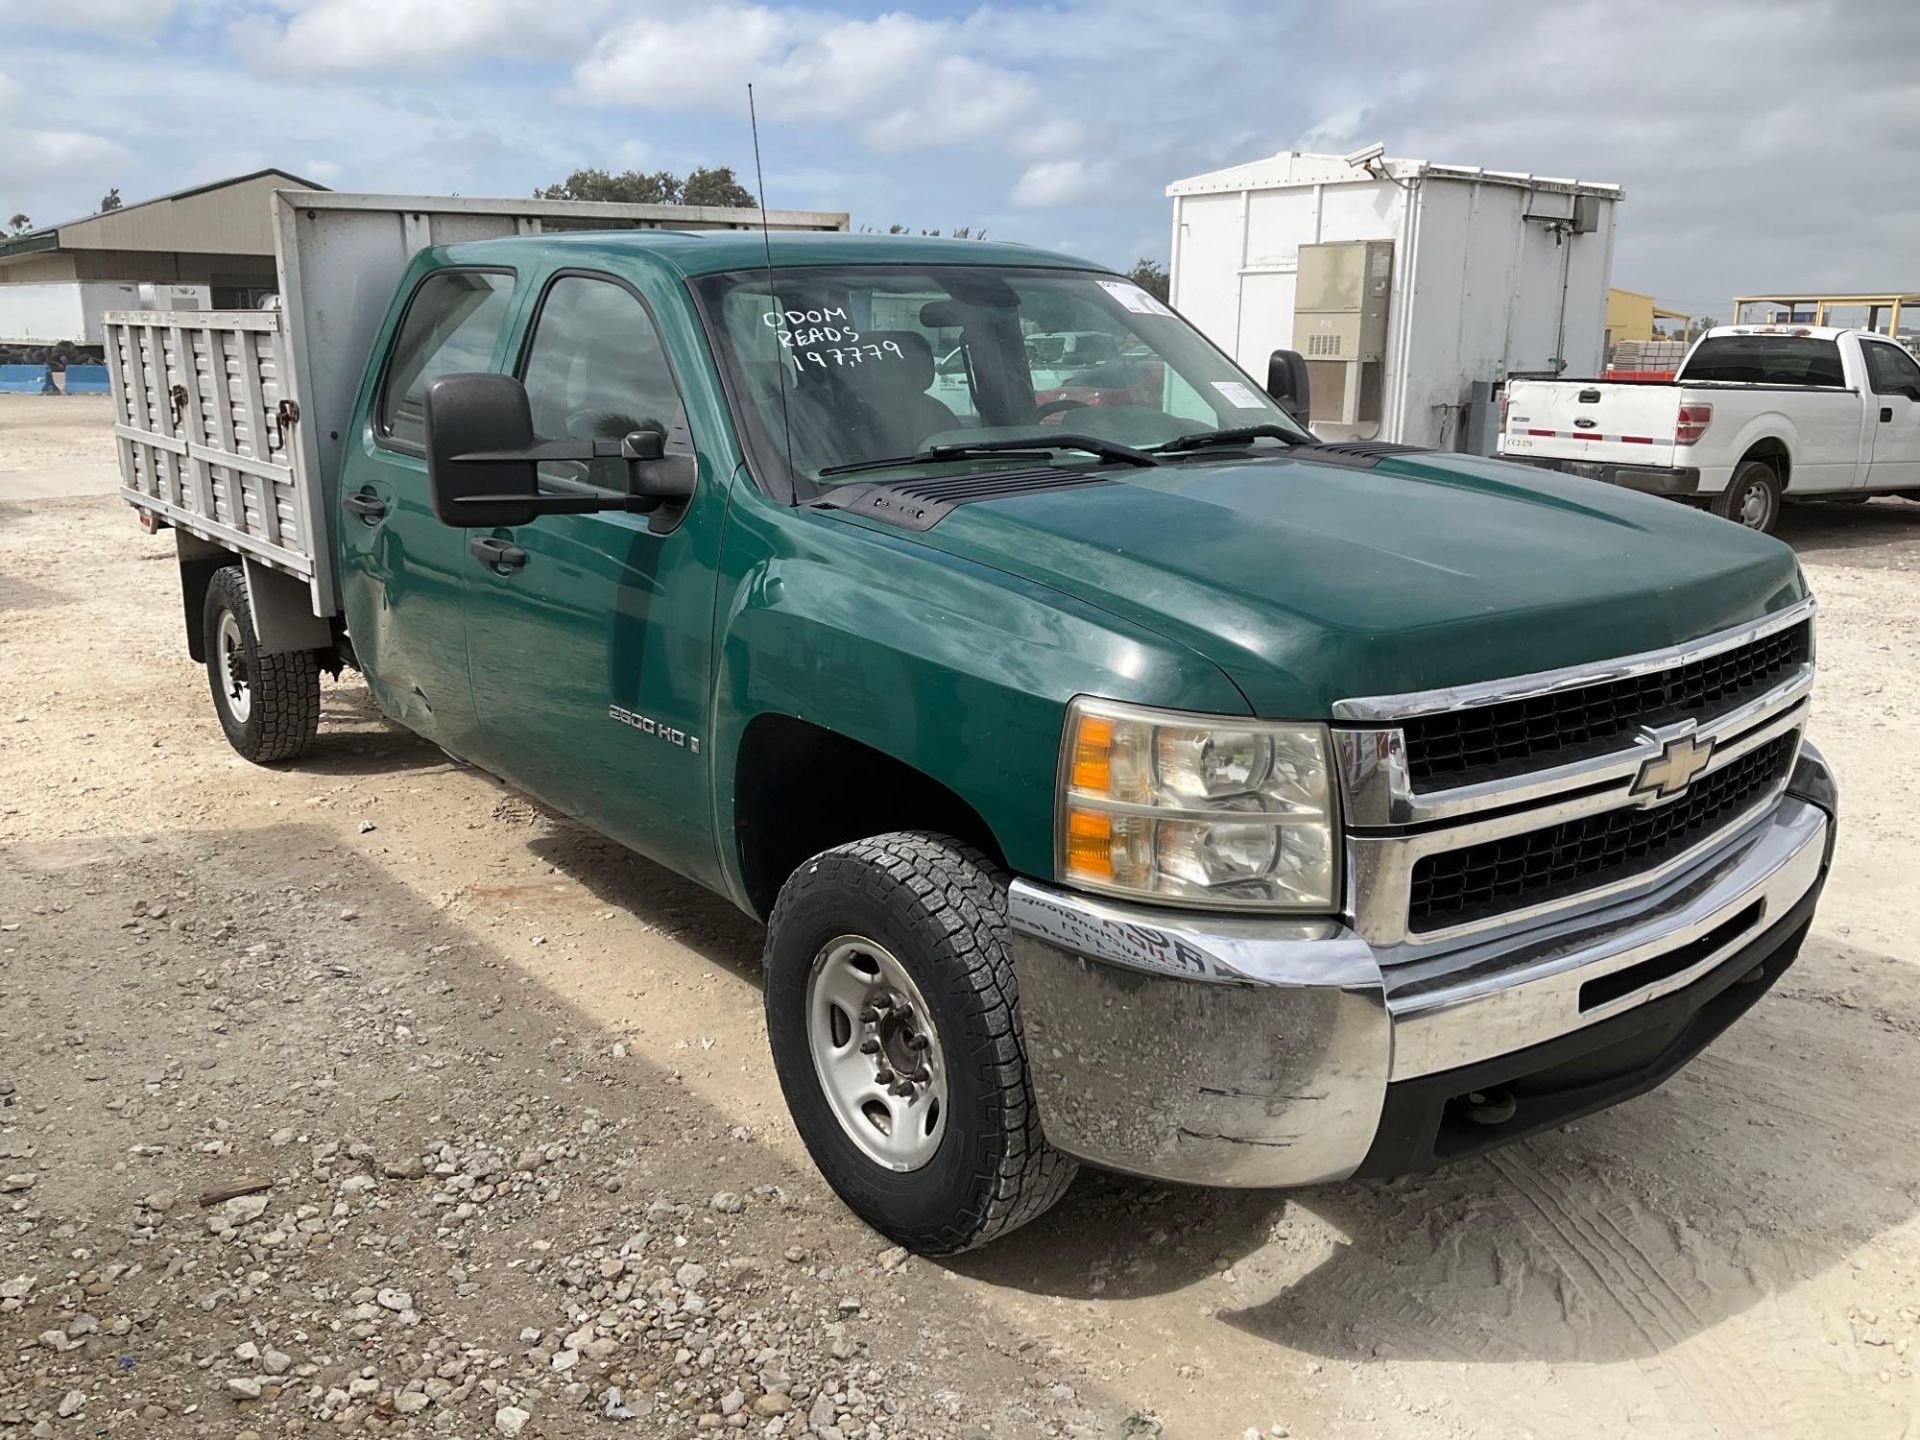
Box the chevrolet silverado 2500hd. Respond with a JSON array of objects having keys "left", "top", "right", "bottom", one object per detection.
[
  {"left": 108, "top": 192, "right": 1838, "bottom": 1254},
  {"left": 1501, "top": 324, "right": 1920, "bottom": 532}
]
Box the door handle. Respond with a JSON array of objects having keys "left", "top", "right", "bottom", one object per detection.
[
  {"left": 469, "top": 535, "right": 528, "bottom": 574},
  {"left": 344, "top": 489, "right": 389, "bottom": 522},
  {"left": 1881, "top": 406, "right": 1894, "bottom": 423}
]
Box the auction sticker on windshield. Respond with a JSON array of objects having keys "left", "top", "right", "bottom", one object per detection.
[
  {"left": 1097, "top": 280, "right": 1175, "bottom": 317},
  {"left": 1211, "top": 380, "right": 1266, "bottom": 409}
]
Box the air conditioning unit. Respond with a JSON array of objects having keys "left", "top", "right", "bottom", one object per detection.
[{"left": 1293, "top": 240, "right": 1393, "bottom": 362}]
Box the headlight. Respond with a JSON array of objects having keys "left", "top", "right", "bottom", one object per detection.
[{"left": 1057, "top": 697, "right": 1339, "bottom": 910}]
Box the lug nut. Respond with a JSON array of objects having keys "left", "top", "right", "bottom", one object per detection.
[
  {"left": 906, "top": 1032, "right": 929, "bottom": 1050},
  {"left": 858, "top": 1038, "right": 880, "bottom": 1055},
  {"left": 889, "top": 1080, "right": 915, "bottom": 1097},
  {"left": 874, "top": 1066, "right": 895, "bottom": 1084},
  {"left": 858, "top": 1007, "right": 879, "bottom": 1024}
]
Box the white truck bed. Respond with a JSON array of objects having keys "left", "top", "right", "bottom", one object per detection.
[{"left": 106, "top": 190, "right": 849, "bottom": 618}]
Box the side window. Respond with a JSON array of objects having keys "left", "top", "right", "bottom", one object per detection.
[
  {"left": 521, "top": 276, "right": 692, "bottom": 491},
  {"left": 1863, "top": 341, "right": 1920, "bottom": 396},
  {"left": 379, "top": 270, "right": 515, "bottom": 448}
]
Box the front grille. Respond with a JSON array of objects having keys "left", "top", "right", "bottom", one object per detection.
[
  {"left": 1403, "top": 621, "right": 1811, "bottom": 788},
  {"left": 1408, "top": 731, "right": 1798, "bottom": 931}
]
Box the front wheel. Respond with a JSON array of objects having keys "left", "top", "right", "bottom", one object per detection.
[
  {"left": 203, "top": 565, "right": 320, "bottom": 764},
  {"left": 1713, "top": 460, "right": 1782, "bottom": 533},
  {"left": 763, "top": 832, "right": 1076, "bottom": 1254}
]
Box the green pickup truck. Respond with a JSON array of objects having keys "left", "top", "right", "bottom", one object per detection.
[{"left": 108, "top": 192, "right": 1837, "bottom": 1255}]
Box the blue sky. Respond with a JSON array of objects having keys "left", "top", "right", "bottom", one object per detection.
[{"left": 1, "top": 0, "right": 1911, "bottom": 318}]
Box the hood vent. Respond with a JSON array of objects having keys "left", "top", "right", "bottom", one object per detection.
[
  {"left": 812, "top": 469, "right": 1116, "bottom": 532},
  {"left": 1296, "top": 440, "right": 1431, "bottom": 470}
]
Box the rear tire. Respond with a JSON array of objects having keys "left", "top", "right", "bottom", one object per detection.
[
  {"left": 1713, "top": 460, "right": 1782, "bottom": 533},
  {"left": 203, "top": 565, "right": 320, "bottom": 764},
  {"left": 763, "top": 832, "right": 1076, "bottom": 1254}
]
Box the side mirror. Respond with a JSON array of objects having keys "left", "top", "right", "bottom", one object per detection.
[
  {"left": 424, "top": 373, "right": 541, "bottom": 529},
  {"left": 1265, "top": 348, "right": 1311, "bottom": 423},
  {"left": 423, "top": 376, "right": 695, "bottom": 531}
]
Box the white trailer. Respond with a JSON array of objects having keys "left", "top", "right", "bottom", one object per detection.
[
  {"left": 1166, "top": 151, "right": 1621, "bottom": 450},
  {"left": 104, "top": 190, "right": 848, "bottom": 649}
]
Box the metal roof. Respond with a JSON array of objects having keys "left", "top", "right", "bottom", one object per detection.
[
  {"left": 1168, "top": 151, "right": 1623, "bottom": 200},
  {"left": 0, "top": 168, "right": 328, "bottom": 260}
]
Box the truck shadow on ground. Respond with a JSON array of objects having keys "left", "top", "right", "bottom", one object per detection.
[
  {"left": 1776, "top": 496, "right": 1920, "bottom": 565},
  {"left": 953, "top": 930, "right": 1920, "bottom": 1364}
]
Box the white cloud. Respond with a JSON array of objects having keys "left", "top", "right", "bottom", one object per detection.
[
  {"left": 1011, "top": 158, "right": 1109, "bottom": 208},
  {"left": 0, "top": 71, "right": 17, "bottom": 110},
  {"left": 0, "top": 0, "right": 179, "bottom": 37},
  {"left": 573, "top": 6, "right": 1036, "bottom": 154},
  {"left": 238, "top": 0, "right": 609, "bottom": 70},
  {"left": 0, "top": 128, "right": 129, "bottom": 194}
]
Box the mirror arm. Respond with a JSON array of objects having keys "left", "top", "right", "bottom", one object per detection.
[{"left": 453, "top": 439, "right": 625, "bottom": 464}]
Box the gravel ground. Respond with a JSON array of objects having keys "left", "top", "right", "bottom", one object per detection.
[{"left": 3, "top": 394, "right": 1920, "bottom": 1439}]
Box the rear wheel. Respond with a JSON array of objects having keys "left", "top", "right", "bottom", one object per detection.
[
  {"left": 1713, "top": 460, "right": 1782, "bottom": 533},
  {"left": 203, "top": 565, "right": 320, "bottom": 763},
  {"left": 763, "top": 832, "right": 1076, "bottom": 1254}
]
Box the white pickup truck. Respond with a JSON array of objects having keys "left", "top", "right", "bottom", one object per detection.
[{"left": 1499, "top": 325, "right": 1920, "bottom": 532}]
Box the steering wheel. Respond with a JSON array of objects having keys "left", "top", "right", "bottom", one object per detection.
[{"left": 1033, "top": 398, "right": 1091, "bottom": 423}]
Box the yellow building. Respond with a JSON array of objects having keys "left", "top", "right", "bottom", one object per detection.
[{"left": 1606, "top": 288, "right": 1692, "bottom": 345}]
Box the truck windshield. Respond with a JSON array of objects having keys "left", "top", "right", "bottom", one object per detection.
[
  {"left": 1683, "top": 334, "right": 1846, "bottom": 387},
  {"left": 690, "top": 264, "right": 1311, "bottom": 490}
]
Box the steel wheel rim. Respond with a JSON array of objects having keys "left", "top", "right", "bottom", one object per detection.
[
  {"left": 216, "top": 611, "right": 252, "bottom": 724},
  {"left": 1738, "top": 479, "right": 1772, "bottom": 529},
  {"left": 806, "top": 935, "right": 949, "bottom": 1172}
]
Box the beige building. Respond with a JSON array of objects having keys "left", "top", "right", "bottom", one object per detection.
[
  {"left": 0, "top": 169, "right": 323, "bottom": 347},
  {"left": 1605, "top": 287, "right": 1691, "bottom": 346}
]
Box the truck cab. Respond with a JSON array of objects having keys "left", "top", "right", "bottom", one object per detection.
[{"left": 110, "top": 199, "right": 1839, "bottom": 1255}]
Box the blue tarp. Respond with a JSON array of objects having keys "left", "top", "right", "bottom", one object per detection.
[
  {"left": 61, "top": 364, "right": 110, "bottom": 394},
  {"left": 0, "top": 364, "right": 57, "bottom": 394}
]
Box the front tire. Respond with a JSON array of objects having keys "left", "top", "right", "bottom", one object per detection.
[
  {"left": 763, "top": 832, "right": 1076, "bottom": 1254},
  {"left": 203, "top": 565, "right": 320, "bottom": 764},
  {"left": 1713, "top": 460, "right": 1782, "bottom": 533}
]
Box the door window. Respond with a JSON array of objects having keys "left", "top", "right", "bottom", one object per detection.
[
  {"left": 378, "top": 270, "right": 516, "bottom": 448},
  {"left": 1863, "top": 340, "right": 1920, "bottom": 397},
  {"left": 520, "top": 275, "right": 692, "bottom": 491}
]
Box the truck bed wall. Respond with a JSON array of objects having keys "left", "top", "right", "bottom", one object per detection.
[{"left": 108, "top": 190, "right": 849, "bottom": 618}]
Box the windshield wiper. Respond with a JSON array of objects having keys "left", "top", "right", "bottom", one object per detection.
[
  {"left": 818, "top": 434, "right": 1160, "bottom": 477},
  {"left": 1152, "top": 424, "right": 1302, "bottom": 455}
]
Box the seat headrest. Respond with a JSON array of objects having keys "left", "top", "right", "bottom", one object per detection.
[{"left": 862, "top": 330, "right": 935, "bottom": 393}]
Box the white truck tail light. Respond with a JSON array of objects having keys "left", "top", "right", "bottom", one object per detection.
[
  {"left": 1676, "top": 402, "right": 1713, "bottom": 446},
  {"left": 1499, "top": 390, "right": 1511, "bottom": 431}
]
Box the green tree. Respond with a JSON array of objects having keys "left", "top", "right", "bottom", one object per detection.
[
  {"left": 1127, "top": 258, "right": 1170, "bottom": 304},
  {"left": 6, "top": 213, "right": 31, "bottom": 236},
  {"left": 536, "top": 166, "right": 757, "bottom": 209},
  {"left": 98, "top": 188, "right": 123, "bottom": 212},
  {"left": 859, "top": 224, "right": 985, "bottom": 239},
  {"left": 1685, "top": 315, "right": 1719, "bottom": 342}
]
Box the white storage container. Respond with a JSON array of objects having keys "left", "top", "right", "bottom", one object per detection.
[{"left": 1167, "top": 152, "right": 1622, "bottom": 450}]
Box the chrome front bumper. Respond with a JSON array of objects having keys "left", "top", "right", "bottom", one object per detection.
[{"left": 1007, "top": 743, "right": 1836, "bottom": 1188}]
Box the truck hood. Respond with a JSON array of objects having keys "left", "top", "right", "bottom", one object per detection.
[{"left": 882, "top": 449, "right": 1807, "bottom": 717}]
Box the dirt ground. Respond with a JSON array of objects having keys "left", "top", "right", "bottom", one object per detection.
[{"left": 3, "top": 392, "right": 1919, "bottom": 1440}]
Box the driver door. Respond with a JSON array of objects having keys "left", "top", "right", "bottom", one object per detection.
[{"left": 460, "top": 270, "right": 725, "bottom": 885}]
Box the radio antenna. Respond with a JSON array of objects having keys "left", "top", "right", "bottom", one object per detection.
[{"left": 747, "top": 83, "right": 797, "bottom": 500}]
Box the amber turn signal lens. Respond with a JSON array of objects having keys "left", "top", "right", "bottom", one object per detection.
[
  {"left": 1070, "top": 715, "right": 1114, "bottom": 793},
  {"left": 1064, "top": 808, "right": 1113, "bottom": 878}
]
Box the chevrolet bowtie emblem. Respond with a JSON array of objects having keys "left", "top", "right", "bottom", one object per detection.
[{"left": 1631, "top": 731, "right": 1715, "bottom": 803}]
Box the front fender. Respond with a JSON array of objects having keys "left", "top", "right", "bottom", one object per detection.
[{"left": 709, "top": 493, "right": 1246, "bottom": 905}]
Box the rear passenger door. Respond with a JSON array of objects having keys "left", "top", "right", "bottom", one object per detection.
[
  {"left": 337, "top": 266, "right": 517, "bottom": 755},
  {"left": 460, "top": 270, "right": 726, "bottom": 885},
  {"left": 1861, "top": 339, "right": 1920, "bottom": 490}
]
